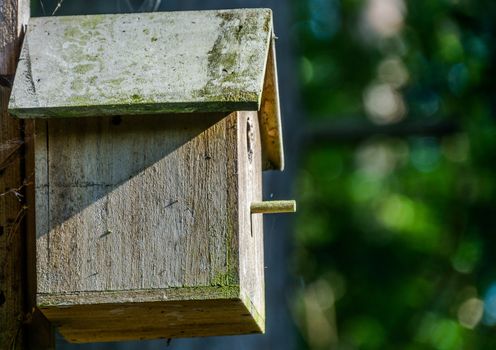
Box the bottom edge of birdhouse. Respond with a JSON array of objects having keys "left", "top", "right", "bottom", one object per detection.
[{"left": 37, "top": 287, "right": 264, "bottom": 343}]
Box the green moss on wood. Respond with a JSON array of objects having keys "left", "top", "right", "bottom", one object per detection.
[
  {"left": 73, "top": 64, "right": 94, "bottom": 74},
  {"left": 240, "top": 292, "right": 265, "bottom": 331},
  {"left": 37, "top": 285, "right": 242, "bottom": 307},
  {"left": 64, "top": 27, "right": 80, "bottom": 38},
  {"left": 80, "top": 15, "right": 104, "bottom": 30},
  {"left": 211, "top": 273, "right": 228, "bottom": 287},
  {"left": 9, "top": 100, "right": 258, "bottom": 119},
  {"left": 70, "top": 80, "right": 84, "bottom": 92},
  {"left": 131, "top": 94, "right": 144, "bottom": 102}
]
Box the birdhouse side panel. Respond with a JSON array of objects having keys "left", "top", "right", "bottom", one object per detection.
[{"left": 237, "top": 111, "right": 265, "bottom": 330}]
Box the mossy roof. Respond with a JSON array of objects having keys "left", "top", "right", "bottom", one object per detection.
[{"left": 8, "top": 9, "right": 284, "bottom": 170}]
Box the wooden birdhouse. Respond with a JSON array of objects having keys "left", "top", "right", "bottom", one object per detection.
[{"left": 8, "top": 8, "right": 295, "bottom": 343}]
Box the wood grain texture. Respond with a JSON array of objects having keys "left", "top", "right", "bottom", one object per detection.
[
  {"left": 0, "top": 0, "right": 30, "bottom": 348},
  {"left": 42, "top": 299, "right": 260, "bottom": 343},
  {"left": 237, "top": 111, "right": 264, "bottom": 330},
  {"left": 35, "top": 112, "right": 265, "bottom": 342},
  {"left": 259, "top": 39, "right": 284, "bottom": 171},
  {"left": 24, "top": 119, "right": 55, "bottom": 350},
  {"left": 37, "top": 113, "right": 235, "bottom": 293}
]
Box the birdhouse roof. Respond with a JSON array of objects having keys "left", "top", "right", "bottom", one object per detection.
[{"left": 8, "top": 9, "right": 284, "bottom": 170}]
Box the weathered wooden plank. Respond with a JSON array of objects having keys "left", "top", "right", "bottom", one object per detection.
[
  {"left": 35, "top": 112, "right": 265, "bottom": 341},
  {"left": 237, "top": 111, "right": 265, "bottom": 331},
  {"left": 42, "top": 299, "right": 259, "bottom": 343},
  {"left": 25, "top": 119, "right": 55, "bottom": 350},
  {"left": 37, "top": 113, "right": 233, "bottom": 293},
  {"left": 0, "top": 0, "right": 31, "bottom": 348},
  {"left": 259, "top": 39, "right": 284, "bottom": 170},
  {"left": 9, "top": 9, "right": 272, "bottom": 118}
]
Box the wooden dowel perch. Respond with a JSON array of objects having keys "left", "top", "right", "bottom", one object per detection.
[{"left": 250, "top": 200, "right": 296, "bottom": 214}]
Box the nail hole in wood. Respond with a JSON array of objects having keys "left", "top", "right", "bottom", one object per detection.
[{"left": 111, "top": 115, "right": 122, "bottom": 126}]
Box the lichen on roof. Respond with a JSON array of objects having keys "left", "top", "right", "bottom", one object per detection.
[{"left": 8, "top": 8, "right": 273, "bottom": 118}]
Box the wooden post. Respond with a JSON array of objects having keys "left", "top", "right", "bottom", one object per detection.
[
  {"left": 0, "top": 1, "right": 53, "bottom": 349},
  {"left": 0, "top": 0, "right": 29, "bottom": 348}
]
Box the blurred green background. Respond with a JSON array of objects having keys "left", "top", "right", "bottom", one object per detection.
[{"left": 292, "top": 0, "right": 496, "bottom": 349}]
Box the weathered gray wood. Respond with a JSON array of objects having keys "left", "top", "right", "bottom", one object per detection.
[
  {"left": 9, "top": 10, "right": 272, "bottom": 117},
  {"left": 9, "top": 8, "right": 284, "bottom": 171},
  {"left": 237, "top": 111, "right": 264, "bottom": 331},
  {"left": 37, "top": 114, "right": 233, "bottom": 293},
  {"left": 35, "top": 111, "right": 264, "bottom": 342}
]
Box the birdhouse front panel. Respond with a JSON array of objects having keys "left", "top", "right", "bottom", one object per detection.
[{"left": 8, "top": 8, "right": 289, "bottom": 343}]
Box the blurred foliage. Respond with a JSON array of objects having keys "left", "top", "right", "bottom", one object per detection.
[{"left": 292, "top": 0, "right": 496, "bottom": 349}]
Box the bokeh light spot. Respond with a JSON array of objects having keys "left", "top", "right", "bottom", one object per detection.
[
  {"left": 377, "top": 56, "right": 409, "bottom": 88},
  {"left": 308, "top": 0, "right": 340, "bottom": 40},
  {"left": 416, "top": 313, "right": 464, "bottom": 350},
  {"left": 363, "top": 0, "right": 406, "bottom": 38},
  {"left": 410, "top": 137, "right": 440, "bottom": 173},
  {"left": 344, "top": 315, "right": 386, "bottom": 349},
  {"left": 482, "top": 283, "right": 496, "bottom": 326},
  {"left": 364, "top": 83, "right": 406, "bottom": 125},
  {"left": 451, "top": 239, "right": 481, "bottom": 273},
  {"left": 448, "top": 63, "right": 470, "bottom": 95},
  {"left": 300, "top": 279, "right": 338, "bottom": 348},
  {"left": 437, "top": 23, "right": 464, "bottom": 62},
  {"left": 300, "top": 56, "right": 314, "bottom": 85},
  {"left": 457, "top": 297, "right": 484, "bottom": 329},
  {"left": 441, "top": 133, "right": 470, "bottom": 163},
  {"left": 377, "top": 194, "right": 415, "bottom": 231},
  {"left": 355, "top": 141, "right": 397, "bottom": 179}
]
